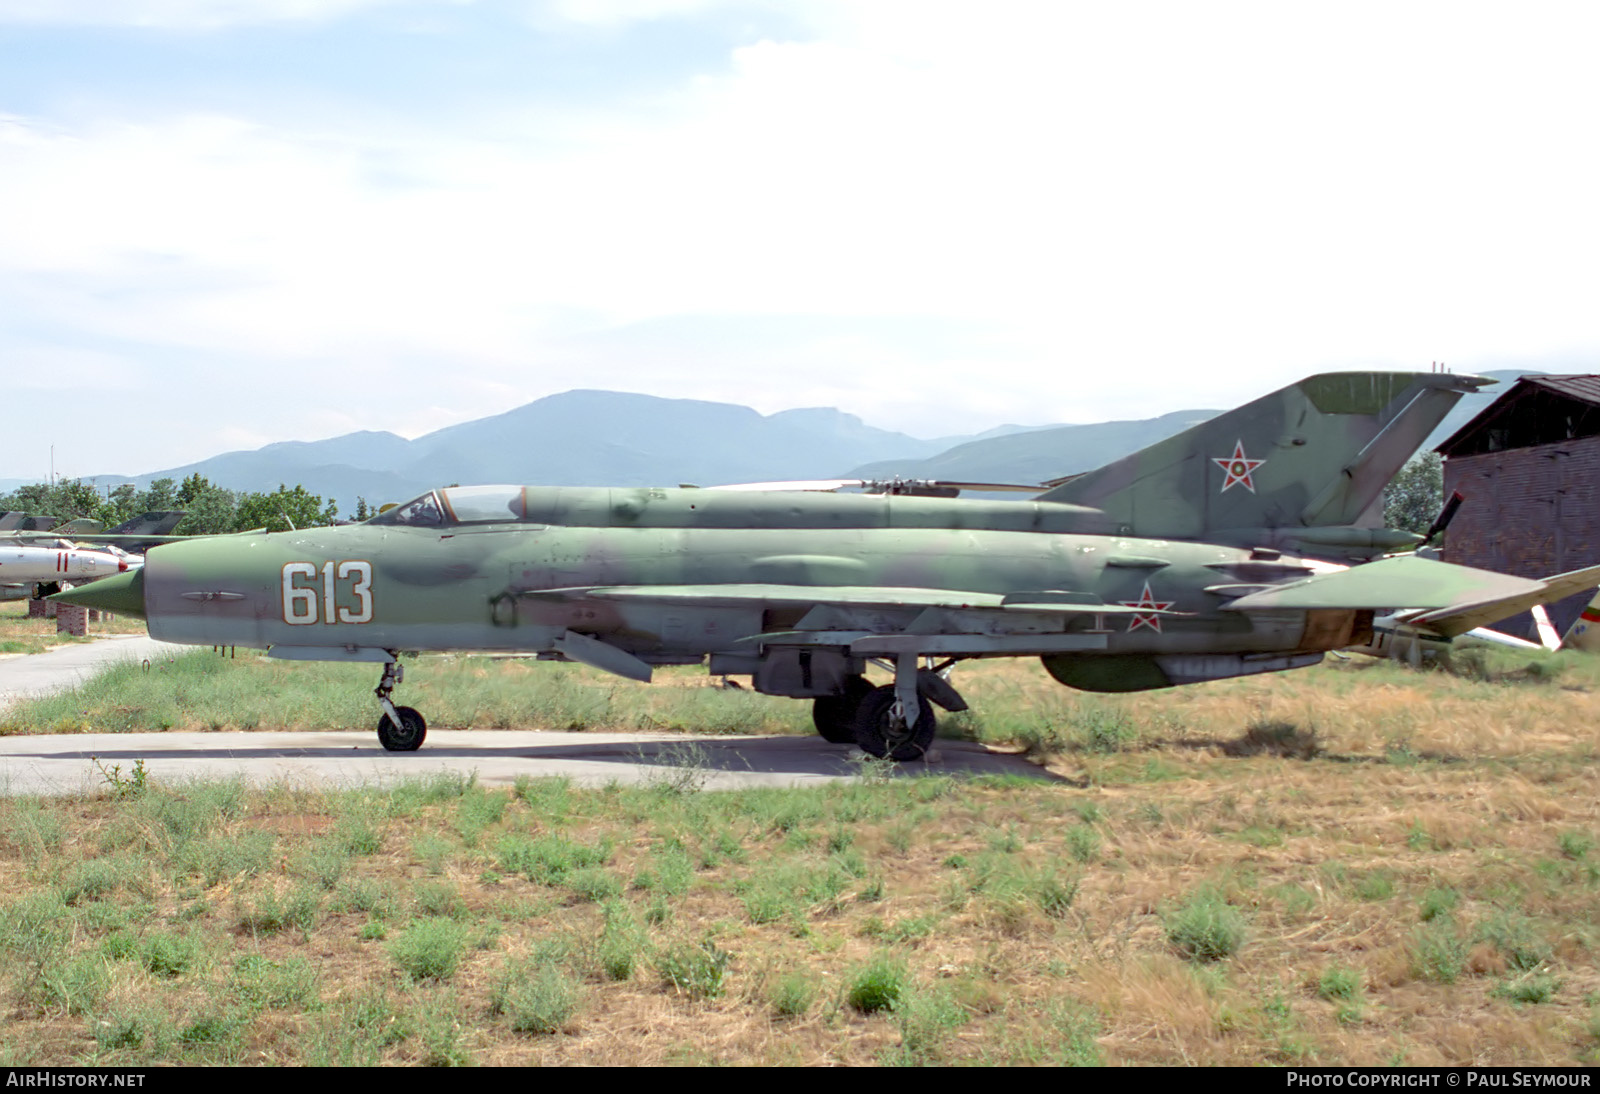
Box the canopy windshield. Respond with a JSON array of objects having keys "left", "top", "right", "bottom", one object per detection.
[
  {"left": 368, "top": 487, "right": 526, "bottom": 527},
  {"left": 369, "top": 492, "right": 446, "bottom": 527},
  {"left": 440, "top": 486, "right": 525, "bottom": 524}
]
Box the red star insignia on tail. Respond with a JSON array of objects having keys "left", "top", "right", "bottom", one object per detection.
[
  {"left": 1121, "top": 581, "right": 1174, "bottom": 633},
  {"left": 1213, "top": 440, "right": 1265, "bottom": 493}
]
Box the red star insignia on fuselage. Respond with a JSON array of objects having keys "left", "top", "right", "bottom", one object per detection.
[
  {"left": 1213, "top": 440, "right": 1265, "bottom": 493},
  {"left": 1121, "top": 581, "right": 1174, "bottom": 633}
]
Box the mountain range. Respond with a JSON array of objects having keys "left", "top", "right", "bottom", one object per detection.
[{"left": 6, "top": 370, "right": 1536, "bottom": 511}]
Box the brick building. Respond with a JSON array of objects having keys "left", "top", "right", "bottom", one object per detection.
[{"left": 1435, "top": 374, "right": 1600, "bottom": 637}]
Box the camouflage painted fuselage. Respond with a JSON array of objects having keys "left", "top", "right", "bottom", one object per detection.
[
  {"left": 69, "top": 371, "right": 1577, "bottom": 700},
  {"left": 130, "top": 487, "right": 1362, "bottom": 692}
]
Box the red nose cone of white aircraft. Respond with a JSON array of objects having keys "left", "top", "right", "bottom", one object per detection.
[{"left": 118, "top": 558, "right": 129, "bottom": 572}]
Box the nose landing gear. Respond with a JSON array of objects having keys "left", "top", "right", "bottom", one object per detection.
[{"left": 374, "top": 659, "right": 427, "bottom": 751}]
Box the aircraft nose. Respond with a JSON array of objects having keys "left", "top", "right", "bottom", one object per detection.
[
  {"left": 118, "top": 557, "right": 128, "bottom": 572},
  {"left": 49, "top": 567, "right": 146, "bottom": 619}
]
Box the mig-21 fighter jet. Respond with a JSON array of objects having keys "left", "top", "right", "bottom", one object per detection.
[{"left": 53, "top": 371, "right": 1600, "bottom": 757}]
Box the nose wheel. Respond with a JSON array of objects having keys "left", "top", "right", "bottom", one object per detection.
[{"left": 374, "top": 659, "right": 427, "bottom": 752}]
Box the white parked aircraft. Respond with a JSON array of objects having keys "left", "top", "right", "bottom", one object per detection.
[{"left": 1, "top": 544, "right": 132, "bottom": 600}]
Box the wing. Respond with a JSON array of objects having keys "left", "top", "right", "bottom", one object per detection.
[
  {"left": 520, "top": 583, "right": 1184, "bottom": 656},
  {"left": 1222, "top": 555, "right": 1600, "bottom": 640},
  {"left": 1403, "top": 564, "right": 1600, "bottom": 638}
]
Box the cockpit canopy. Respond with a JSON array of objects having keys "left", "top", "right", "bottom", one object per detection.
[{"left": 369, "top": 486, "right": 525, "bottom": 528}]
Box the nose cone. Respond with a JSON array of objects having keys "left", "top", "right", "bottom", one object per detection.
[{"left": 49, "top": 568, "right": 146, "bottom": 619}]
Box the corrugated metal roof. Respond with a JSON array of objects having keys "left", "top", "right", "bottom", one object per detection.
[
  {"left": 1436, "top": 373, "right": 1600, "bottom": 456},
  {"left": 1523, "top": 374, "right": 1600, "bottom": 406}
]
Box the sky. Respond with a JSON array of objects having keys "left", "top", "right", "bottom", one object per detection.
[{"left": 4, "top": 0, "right": 1600, "bottom": 483}]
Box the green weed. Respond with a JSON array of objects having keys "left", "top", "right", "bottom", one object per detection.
[
  {"left": 238, "top": 886, "right": 321, "bottom": 936},
  {"left": 1419, "top": 887, "right": 1459, "bottom": 922},
  {"left": 992, "top": 997, "right": 1103, "bottom": 1066},
  {"left": 1559, "top": 831, "right": 1593, "bottom": 861},
  {"left": 1065, "top": 823, "right": 1100, "bottom": 863},
  {"left": 91, "top": 756, "right": 148, "bottom": 800},
  {"left": 1165, "top": 890, "right": 1247, "bottom": 962},
  {"left": 888, "top": 984, "right": 968, "bottom": 1065},
  {"left": 1495, "top": 973, "right": 1558, "bottom": 1005},
  {"left": 178, "top": 832, "right": 276, "bottom": 888},
  {"left": 1477, "top": 911, "right": 1551, "bottom": 973},
  {"left": 228, "top": 954, "right": 319, "bottom": 1010},
  {"left": 496, "top": 833, "right": 611, "bottom": 885},
  {"left": 389, "top": 917, "right": 468, "bottom": 982},
  {"left": 1317, "top": 966, "right": 1362, "bottom": 1001},
  {"left": 413, "top": 880, "right": 466, "bottom": 919},
  {"left": 655, "top": 937, "right": 731, "bottom": 1000},
  {"left": 565, "top": 867, "right": 624, "bottom": 904},
  {"left": 769, "top": 969, "right": 815, "bottom": 1017},
  {"left": 138, "top": 931, "right": 201, "bottom": 978},
  {"left": 848, "top": 952, "right": 907, "bottom": 1013},
  {"left": 1076, "top": 705, "right": 1137, "bottom": 753},
  {"left": 40, "top": 953, "right": 111, "bottom": 1016},
  {"left": 1409, "top": 921, "right": 1466, "bottom": 984},
  {"left": 595, "top": 903, "right": 644, "bottom": 982}
]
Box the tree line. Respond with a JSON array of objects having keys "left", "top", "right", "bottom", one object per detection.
[
  {"left": 0, "top": 474, "right": 372, "bottom": 535},
  {"left": 6, "top": 461, "right": 1441, "bottom": 541}
]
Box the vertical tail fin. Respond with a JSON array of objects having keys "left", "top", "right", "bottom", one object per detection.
[
  {"left": 1560, "top": 591, "right": 1600, "bottom": 652},
  {"left": 105, "top": 511, "right": 188, "bottom": 537},
  {"left": 1036, "top": 371, "right": 1490, "bottom": 545}
]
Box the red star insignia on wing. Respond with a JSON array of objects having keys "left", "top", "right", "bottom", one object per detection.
[
  {"left": 1121, "top": 581, "right": 1174, "bottom": 633},
  {"left": 1213, "top": 440, "right": 1265, "bottom": 493}
]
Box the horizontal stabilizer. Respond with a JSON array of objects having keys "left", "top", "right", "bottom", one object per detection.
[
  {"left": 1222, "top": 556, "right": 1542, "bottom": 615},
  {"left": 1401, "top": 564, "right": 1600, "bottom": 639}
]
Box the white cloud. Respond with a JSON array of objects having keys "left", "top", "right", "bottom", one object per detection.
[{"left": 4, "top": 1, "right": 1600, "bottom": 472}]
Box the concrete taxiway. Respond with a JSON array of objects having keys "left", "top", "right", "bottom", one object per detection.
[
  {"left": 0, "top": 634, "right": 188, "bottom": 710},
  {"left": 0, "top": 728, "right": 1053, "bottom": 797},
  {"left": 0, "top": 637, "right": 1054, "bottom": 795}
]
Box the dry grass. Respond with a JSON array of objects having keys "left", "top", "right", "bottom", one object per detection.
[
  {"left": 0, "top": 700, "right": 1597, "bottom": 1065},
  {"left": 1, "top": 608, "right": 1598, "bottom": 1065},
  {"left": 0, "top": 599, "right": 146, "bottom": 658}
]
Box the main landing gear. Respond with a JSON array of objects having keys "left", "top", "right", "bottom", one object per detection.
[
  {"left": 854, "top": 683, "right": 937, "bottom": 761},
  {"left": 811, "top": 675, "right": 875, "bottom": 743},
  {"left": 809, "top": 657, "right": 965, "bottom": 762},
  {"left": 375, "top": 659, "right": 427, "bottom": 752}
]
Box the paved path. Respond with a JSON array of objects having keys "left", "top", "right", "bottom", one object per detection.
[
  {"left": 0, "top": 635, "right": 189, "bottom": 710},
  {"left": 0, "top": 637, "right": 1056, "bottom": 795},
  {"left": 0, "top": 729, "right": 1054, "bottom": 797}
]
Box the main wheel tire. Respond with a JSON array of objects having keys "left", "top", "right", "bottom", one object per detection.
[
  {"left": 853, "top": 684, "right": 936, "bottom": 761},
  {"left": 377, "top": 705, "right": 427, "bottom": 752},
  {"left": 812, "top": 675, "right": 875, "bottom": 743}
]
